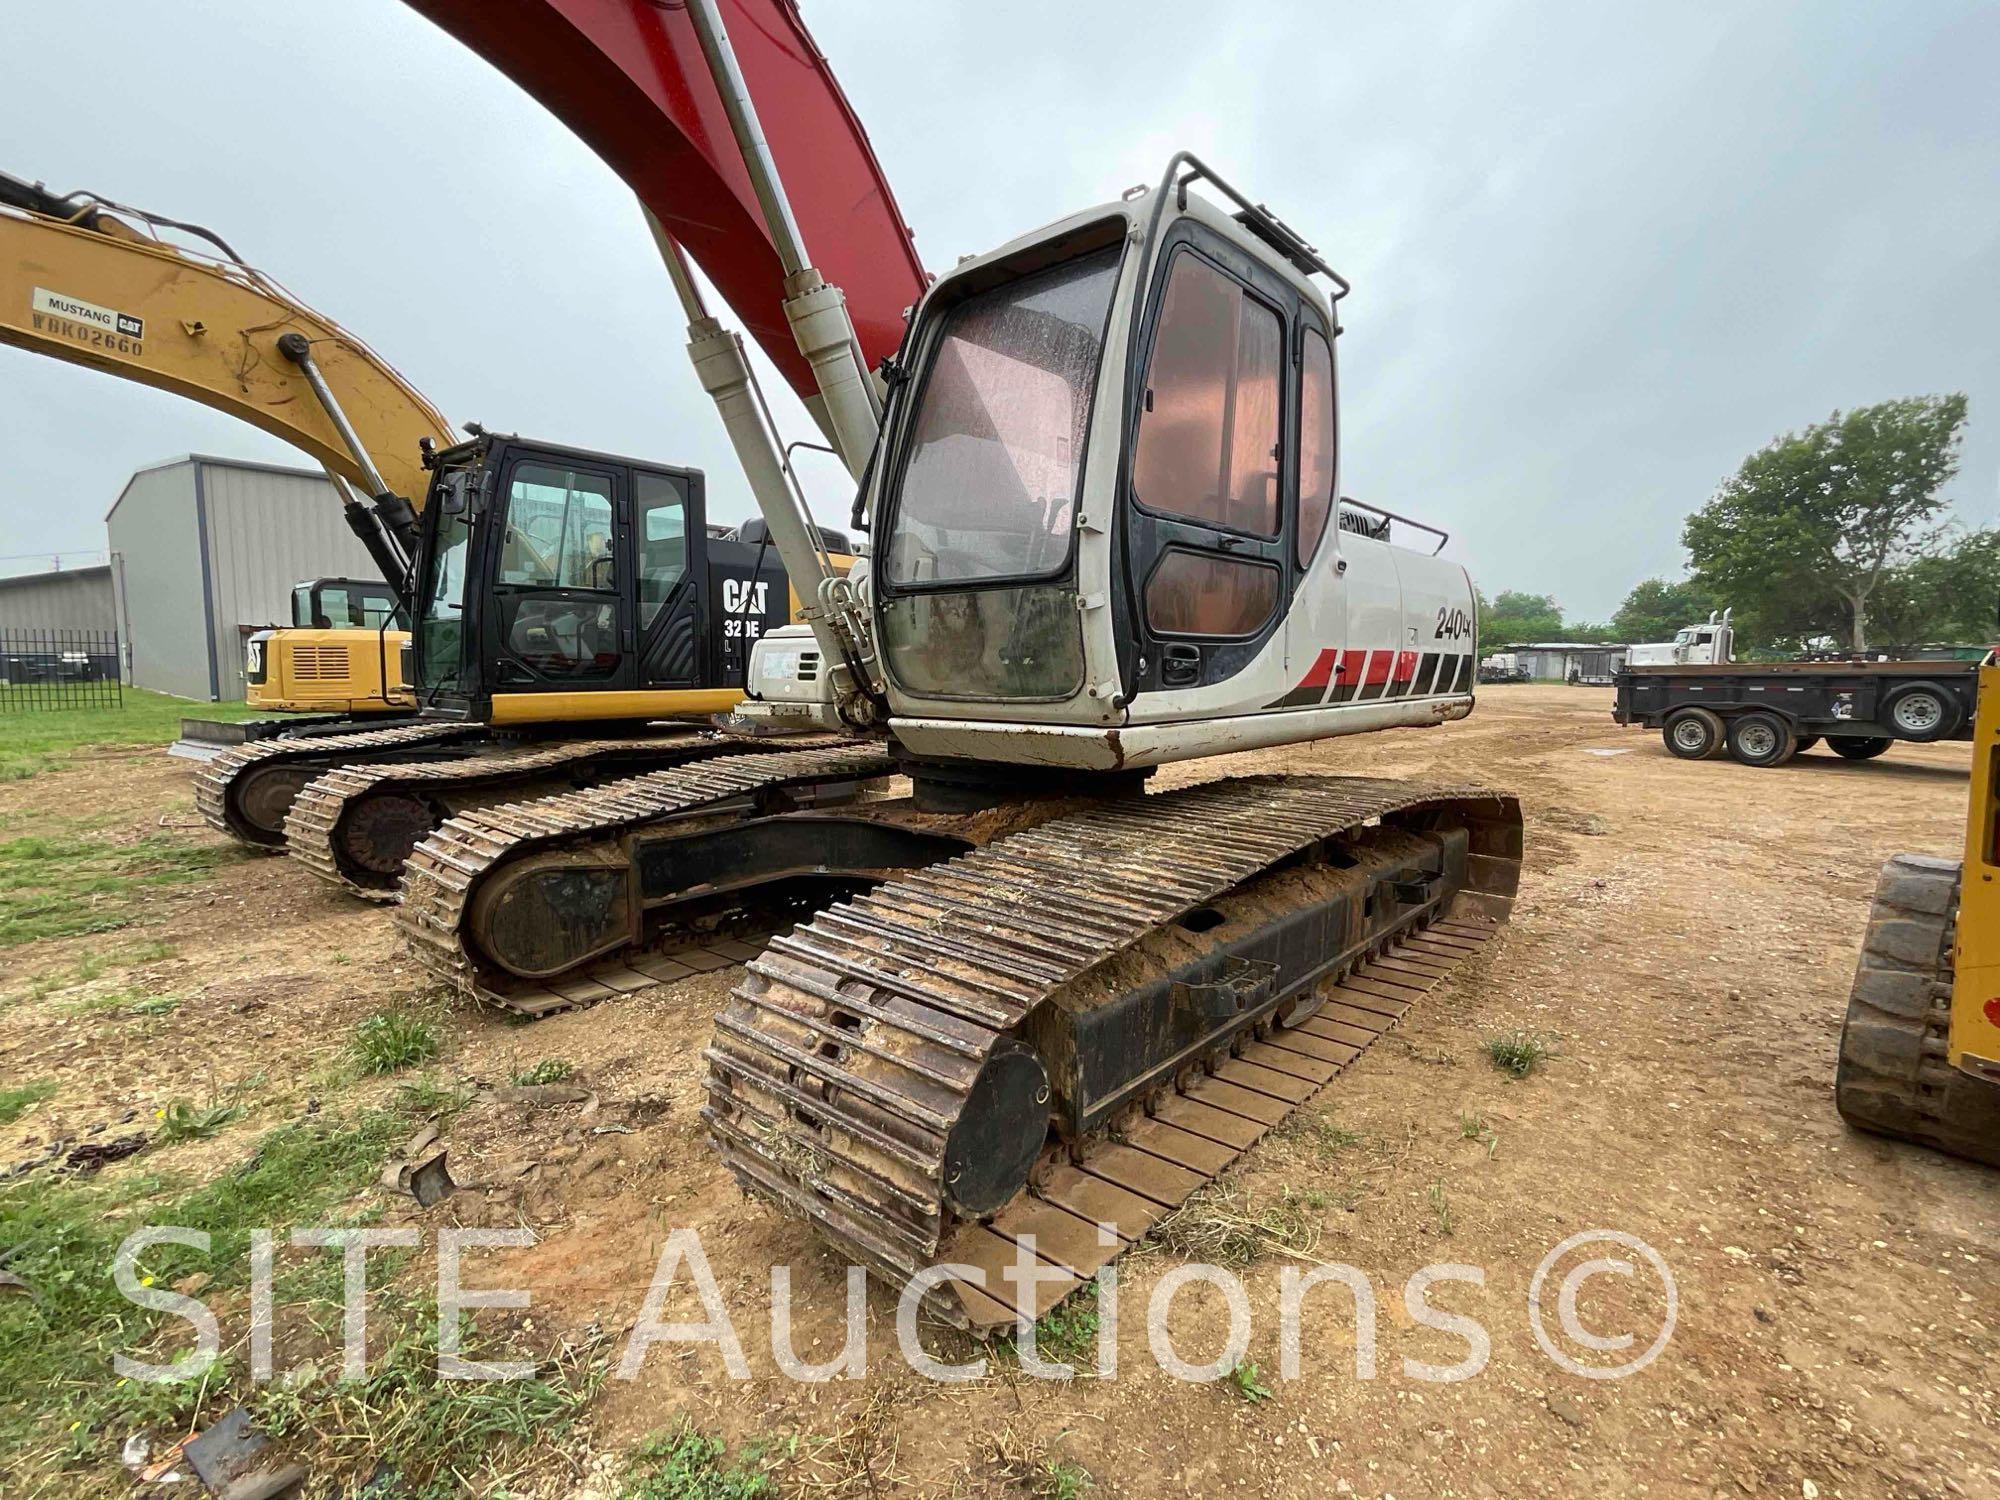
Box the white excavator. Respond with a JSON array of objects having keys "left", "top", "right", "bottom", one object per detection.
[{"left": 376, "top": 0, "right": 1524, "bottom": 1330}]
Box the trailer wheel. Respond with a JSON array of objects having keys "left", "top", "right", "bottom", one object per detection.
[
  {"left": 1662, "top": 707, "right": 1725, "bottom": 760},
  {"left": 1882, "top": 681, "right": 1960, "bottom": 742},
  {"left": 1830, "top": 735, "right": 1893, "bottom": 760},
  {"left": 1726, "top": 711, "right": 1797, "bottom": 767}
]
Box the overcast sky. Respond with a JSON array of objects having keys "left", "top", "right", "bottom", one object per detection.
[{"left": 3, "top": 0, "right": 1996, "bottom": 624}]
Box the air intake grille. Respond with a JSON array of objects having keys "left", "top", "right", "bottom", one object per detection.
[{"left": 290, "top": 645, "right": 352, "bottom": 681}]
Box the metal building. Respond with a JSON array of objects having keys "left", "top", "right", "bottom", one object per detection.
[
  {"left": 0, "top": 564, "right": 117, "bottom": 633},
  {"left": 106, "top": 455, "right": 387, "bottom": 701}
]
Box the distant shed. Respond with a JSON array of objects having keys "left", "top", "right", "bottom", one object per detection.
[
  {"left": 1513, "top": 642, "right": 1630, "bottom": 684},
  {"left": 0, "top": 564, "right": 117, "bottom": 633},
  {"left": 106, "top": 454, "right": 387, "bottom": 701}
]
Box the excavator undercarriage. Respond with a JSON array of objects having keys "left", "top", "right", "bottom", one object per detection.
[{"left": 703, "top": 775, "right": 1521, "bottom": 1327}]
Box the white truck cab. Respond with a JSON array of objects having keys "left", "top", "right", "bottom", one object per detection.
[{"left": 1627, "top": 609, "right": 1733, "bottom": 668}]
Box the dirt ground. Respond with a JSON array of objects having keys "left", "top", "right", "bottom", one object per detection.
[{"left": 3, "top": 686, "right": 1995, "bottom": 1498}]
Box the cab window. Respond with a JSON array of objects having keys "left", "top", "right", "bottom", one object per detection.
[
  {"left": 1296, "top": 328, "right": 1335, "bottom": 566},
  {"left": 635, "top": 471, "right": 690, "bottom": 628},
  {"left": 1132, "top": 250, "right": 1283, "bottom": 537},
  {"left": 499, "top": 464, "right": 616, "bottom": 591}
]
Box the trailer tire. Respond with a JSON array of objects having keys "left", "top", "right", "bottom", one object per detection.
[
  {"left": 1662, "top": 707, "right": 1725, "bottom": 760},
  {"left": 1830, "top": 735, "right": 1893, "bottom": 760},
  {"left": 1882, "top": 681, "right": 1960, "bottom": 742},
  {"left": 1726, "top": 710, "right": 1797, "bottom": 767}
]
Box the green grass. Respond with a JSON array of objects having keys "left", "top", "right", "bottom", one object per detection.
[
  {"left": 254, "top": 1299, "right": 603, "bottom": 1500},
  {"left": 0, "top": 1107, "right": 414, "bottom": 1485},
  {"left": 353, "top": 1010, "right": 442, "bottom": 1074},
  {"left": 0, "top": 1078, "right": 56, "bottom": 1125},
  {"left": 395, "top": 1075, "right": 473, "bottom": 1117},
  {"left": 1482, "top": 1029, "right": 1558, "bottom": 1079},
  {"left": 0, "top": 688, "right": 262, "bottom": 782},
  {"left": 620, "top": 1422, "right": 774, "bottom": 1499},
  {"left": 508, "top": 1057, "right": 574, "bottom": 1087},
  {"left": 1271, "top": 1114, "right": 1362, "bottom": 1157},
  {"left": 1428, "top": 1179, "right": 1455, "bottom": 1237},
  {"left": 0, "top": 831, "right": 240, "bottom": 948}
]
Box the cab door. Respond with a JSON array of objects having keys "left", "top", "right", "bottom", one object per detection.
[
  {"left": 1124, "top": 233, "right": 1292, "bottom": 698},
  {"left": 633, "top": 468, "right": 705, "bottom": 689},
  {"left": 483, "top": 452, "right": 635, "bottom": 694}
]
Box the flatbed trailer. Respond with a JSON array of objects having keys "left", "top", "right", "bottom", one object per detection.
[{"left": 1613, "top": 658, "right": 1981, "bottom": 766}]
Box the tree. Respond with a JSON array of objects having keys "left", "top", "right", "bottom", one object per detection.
[
  {"left": 1477, "top": 590, "right": 1566, "bottom": 648},
  {"left": 1866, "top": 528, "right": 2000, "bottom": 646},
  {"left": 1611, "top": 578, "right": 1718, "bottom": 643},
  {"left": 1683, "top": 395, "right": 1969, "bottom": 652}
]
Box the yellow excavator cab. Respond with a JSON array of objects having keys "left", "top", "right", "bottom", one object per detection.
[{"left": 244, "top": 577, "right": 412, "bottom": 715}]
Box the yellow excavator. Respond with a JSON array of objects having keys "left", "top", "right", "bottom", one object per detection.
[
  {"left": 1837, "top": 658, "right": 2000, "bottom": 1166},
  {"left": 3, "top": 168, "right": 841, "bottom": 896},
  {"left": 0, "top": 168, "right": 448, "bottom": 725}
]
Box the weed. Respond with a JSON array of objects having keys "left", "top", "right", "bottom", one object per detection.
[
  {"left": 71, "top": 951, "right": 107, "bottom": 983},
  {"left": 1227, "top": 1358, "right": 1274, "bottom": 1403},
  {"left": 1482, "top": 1028, "right": 1557, "bottom": 1079},
  {"left": 0, "top": 1079, "right": 55, "bottom": 1125},
  {"left": 1151, "top": 1181, "right": 1322, "bottom": 1267},
  {"left": 154, "top": 1098, "right": 244, "bottom": 1144},
  {"left": 510, "top": 1057, "right": 574, "bottom": 1087},
  {"left": 123, "top": 939, "right": 179, "bottom": 964},
  {"left": 1459, "top": 1112, "right": 1499, "bottom": 1157},
  {"left": 396, "top": 1075, "right": 473, "bottom": 1117},
  {"left": 353, "top": 1010, "right": 442, "bottom": 1074},
  {"left": 1025, "top": 1282, "right": 1099, "bottom": 1368},
  {"left": 1271, "top": 1113, "right": 1362, "bottom": 1157},
  {"left": 619, "top": 1421, "right": 773, "bottom": 1498},
  {"left": 1428, "top": 1179, "right": 1454, "bottom": 1236},
  {"left": 129, "top": 992, "right": 182, "bottom": 1017},
  {"left": 987, "top": 1429, "right": 1095, "bottom": 1499}
]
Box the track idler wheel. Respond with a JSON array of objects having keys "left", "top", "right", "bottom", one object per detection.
[
  {"left": 232, "top": 766, "right": 319, "bottom": 844},
  {"left": 942, "top": 1042, "right": 1051, "bottom": 1216},
  {"left": 1836, "top": 853, "right": 2000, "bottom": 1167}
]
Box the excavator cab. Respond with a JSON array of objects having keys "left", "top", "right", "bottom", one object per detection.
[
  {"left": 752, "top": 158, "right": 1480, "bottom": 777},
  {"left": 409, "top": 431, "right": 801, "bottom": 726},
  {"left": 240, "top": 577, "right": 412, "bottom": 721}
]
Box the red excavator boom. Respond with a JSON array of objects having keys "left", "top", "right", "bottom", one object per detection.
[{"left": 403, "top": 0, "right": 927, "bottom": 397}]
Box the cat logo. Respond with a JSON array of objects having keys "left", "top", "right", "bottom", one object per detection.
[{"left": 723, "top": 578, "right": 770, "bottom": 616}]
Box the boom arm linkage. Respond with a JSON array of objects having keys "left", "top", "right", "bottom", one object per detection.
[{"left": 0, "top": 170, "right": 453, "bottom": 590}]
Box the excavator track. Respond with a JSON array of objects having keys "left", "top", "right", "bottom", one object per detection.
[
  {"left": 701, "top": 774, "right": 1522, "bottom": 1330},
  {"left": 1837, "top": 855, "right": 2000, "bottom": 1167},
  {"left": 282, "top": 730, "right": 785, "bottom": 900},
  {"left": 194, "top": 721, "right": 480, "bottom": 847},
  {"left": 396, "top": 743, "right": 901, "bottom": 1015}
]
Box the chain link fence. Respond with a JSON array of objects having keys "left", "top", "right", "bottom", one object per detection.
[{"left": 0, "top": 627, "right": 122, "bottom": 711}]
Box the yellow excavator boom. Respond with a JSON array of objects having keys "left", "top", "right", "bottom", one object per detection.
[{"left": 0, "top": 177, "right": 451, "bottom": 505}]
